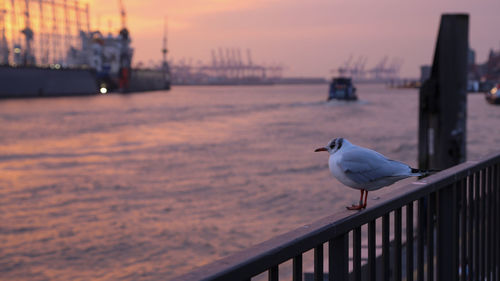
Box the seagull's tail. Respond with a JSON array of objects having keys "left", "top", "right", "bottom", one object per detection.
[{"left": 410, "top": 168, "right": 440, "bottom": 177}]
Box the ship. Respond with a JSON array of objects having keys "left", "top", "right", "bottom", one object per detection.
[
  {"left": 328, "top": 77, "right": 358, "bottom": 101},
  {"left": 0, "top": 0, "right": 170, "bottom": 98}
]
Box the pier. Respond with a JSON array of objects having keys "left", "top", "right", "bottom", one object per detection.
[{"left": 174, "top": 152, "right": 500, "bottom": 281}]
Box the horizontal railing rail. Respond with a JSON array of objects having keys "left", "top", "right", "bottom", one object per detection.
[{"left": 174, "top": 152, "right": 500, "bottom": 281}]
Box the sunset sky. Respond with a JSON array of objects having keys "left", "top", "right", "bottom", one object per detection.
[{"left": 86, "top": 0, "right": 500, "bottom": 78}]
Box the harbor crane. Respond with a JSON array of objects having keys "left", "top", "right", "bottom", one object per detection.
[
  {"left": 330, "top": 54, "right": 403, "bottom": 81},
  {"left": 170, "top": 47, "right": 281, "bottom": 83}
]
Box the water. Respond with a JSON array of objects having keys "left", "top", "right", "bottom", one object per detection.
[{"left": 0, "top": 84, "right": 499, "bottom": 280}]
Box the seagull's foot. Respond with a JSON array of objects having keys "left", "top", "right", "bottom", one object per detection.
[{"left": 346, "top": 204, "right": 365, "bottom": 210}]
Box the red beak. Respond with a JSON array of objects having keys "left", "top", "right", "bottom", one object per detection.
[{"left": 314, "top": 147, "right": 328, "bottom": 152}]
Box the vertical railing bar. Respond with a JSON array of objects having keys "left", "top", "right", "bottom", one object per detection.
[
  {"left": 488, "top": 167, "right": 491, "bottom": 281},
  {"left": 493, "top": 164, "right": 497, "bottom": 281},
  {"left": 395, "top": 208, "right": 402, "bottom": 281},
  {"left": 407, "top": 203, "right": 414, "bottom": 281},
  {"left": 493, "top": 164, "right": 498, "bottom": 281},
  {"left": 490, "top": 164, "right": 497, "bottom": 281},
  {"left": 474, "top": 172, "right": 480, "bottom": 281},
  {"left": 495, "top": 164, "right": 499, "bottom": 281},
  {"left": 368, "top": 220, "right": 376, "bottom": 281},
  {"left": 496, "top": 163, "right": 500, "bottom": 281},
  {"left": 488, "top": 166, "right": 492, "bottom": 281},
  {"left": 493, "top": 165, "right": 497, "bottom": 281},
  {"left": 453, "top": 182, "right": 459, "bottom": 281},
  {"left": 268, "top": 265, "right": 278, "bottom": 281},
  {"left": 437, "top": 184, "right": 458, "bottom": 281},
  {"left": 490, "top": 165, "right": 494, "bottom": 281},
  {"left": 382, "top": 213, "right": 391, "bottom": 281},
  {"left": 330, "top": 234, "right": 349, "bottom": 281},
  {"left": 314, "top": 245, "right": 323, "bottom": 281},
  {"left": 427, "top": 193, "right": 435, "bottom": 281},
  {"left": 417, "top": 198, "right": 425, "bottom": 281},
  {"left": 460, "top": 178, "right": 467, "bottom": 281},
  {"left": 328, "top": 239, "right": 334, "bottom": 281},
  {"left": 494, "top": 164, "right": 497, "bottom": 281},
  {"left": 467, "top": 174, "right": 474, "bottom": 281},
  {"left": 481, "top": 169, "right": 486, "bottom": 281},
  {"left": 353, "top": 226, "right": 362, "bottom": 281},
  {"left": 293, "top": 254, "right": 302, "bottom": 281}
]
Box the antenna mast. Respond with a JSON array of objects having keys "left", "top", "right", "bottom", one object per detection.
[{"left": 162, "top": 16, "right": 167, "bottom": 66}]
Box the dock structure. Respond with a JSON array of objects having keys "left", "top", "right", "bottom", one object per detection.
[{"left": 173, "top": 152, "right": 500, "bottom": 281}]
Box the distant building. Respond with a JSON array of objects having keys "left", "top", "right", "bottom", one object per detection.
[
  {"left": 420, "top": 48, "right": 499, "bottom": 91},
  {"left": 483, "top": 49, "right": 500, "bottom": 81}
]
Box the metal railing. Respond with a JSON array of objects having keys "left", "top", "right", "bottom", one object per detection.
[{"left": 174, "top": 152, "right": 500, "bottom": 281}]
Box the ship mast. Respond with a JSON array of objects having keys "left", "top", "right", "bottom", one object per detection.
[
  {"left": 0, "top": 6, "right": 8, "bottom": 64},
  {"left": 162, "top": 16, "right": 167, "bottom": 68},
  {"left": 117, "top": 0, "right": 131, "bottom": 91},
  {"left": 20, "top": 0, "right": 34, "bottom": 65},
  {"left": 161, "top": 16, "right": 170, "bottom": 89},
  {"left": 119, "top": 0, "right": 126, "bottom": 31}
]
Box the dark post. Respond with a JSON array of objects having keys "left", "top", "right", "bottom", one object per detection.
[
  {"left": 418, "top": 14, "right": 469, "bottom": 170},
  {"left": 419, "top": 13, "right": 469, "bottom": 281}
]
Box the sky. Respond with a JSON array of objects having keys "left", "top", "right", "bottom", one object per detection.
[{"left": 86, "top": 0, "right": 500, "bottom": 78}]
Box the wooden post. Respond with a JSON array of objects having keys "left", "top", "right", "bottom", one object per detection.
[{"left": 418, "top": 14, "right": 469, "bottom": 170}]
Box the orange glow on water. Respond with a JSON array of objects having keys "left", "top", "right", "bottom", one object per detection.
[{"left": 1, "top": 85, "right": 500, "bottom": 280}]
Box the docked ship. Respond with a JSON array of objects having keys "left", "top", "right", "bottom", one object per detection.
[{"left": 0, "top": 0, "right": 170, "bottom": 98}]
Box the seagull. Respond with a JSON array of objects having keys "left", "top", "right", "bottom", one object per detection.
[{"left": 315, "top": 138, "right": 435, "bottom": 210}]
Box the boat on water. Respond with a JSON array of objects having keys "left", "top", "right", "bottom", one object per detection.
[
  {"left": 328, "top": 77, "right": 357, "bottom": 101},
  {"left": 485, "top": 83, "right": 500, "bottom": 105}
]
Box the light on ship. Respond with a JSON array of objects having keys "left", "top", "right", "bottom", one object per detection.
[{"left": 100, "top": 87, "right": 108, "bottom": 94}]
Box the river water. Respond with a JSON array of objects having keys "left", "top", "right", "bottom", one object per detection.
[{"left": 0, "top": 84, "right": 499, "bottom": 280}]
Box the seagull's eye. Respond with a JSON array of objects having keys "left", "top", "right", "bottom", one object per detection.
[
  {"left": 337, "top": 138, "right": 343, "bottom": 149},
  {"left": 329, "top": 138, "right": 337, "bottom": 149}
]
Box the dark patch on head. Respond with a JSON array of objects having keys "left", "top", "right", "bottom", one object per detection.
[
  {"left": 329, "top": 138, "right": 343, "bottom": 150},
  {"left": 338, "top": 138, "right": 343, "bottom": 149},
  {"left": 329, "top": 138, "right": 337, "bottom": 149}
]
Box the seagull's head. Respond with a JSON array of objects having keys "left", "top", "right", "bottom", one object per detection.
[{"left": 314, "top": 138, "right": 346, "bottom": 154}]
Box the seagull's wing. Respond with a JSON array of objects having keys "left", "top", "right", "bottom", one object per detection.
[{"left": 338, "top": 148, "right": 410, "bottom": 184}]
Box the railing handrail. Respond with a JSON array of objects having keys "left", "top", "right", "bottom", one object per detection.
[{"left": 173, "top": 152, "right": 500, "bottom": 281}]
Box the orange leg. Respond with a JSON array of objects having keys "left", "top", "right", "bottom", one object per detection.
[
  {"left": 347, "top": 189, "right": 366, "bottom": 210},
  {"left": 363, "top": 190, "right": 368, "bottom": 208}
]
